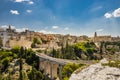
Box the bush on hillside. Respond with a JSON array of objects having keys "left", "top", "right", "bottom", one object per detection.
[{"left": 62, "top": 63, "right": 85, "bottom": 80}]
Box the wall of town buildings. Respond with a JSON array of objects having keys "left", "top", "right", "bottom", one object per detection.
[
  {"left": 1, "top": 26, "right": 120, "bottom": 49},
  {"left": 93, "top": 32, "right": 120, "bottom": 42}
]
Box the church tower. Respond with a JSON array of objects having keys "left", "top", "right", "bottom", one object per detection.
[
  {"left": 94, "top": 32, "right": 97, "bottom": 42},
  {"left": 8, "top": 25, "right": 11, "bottom": 30},
  {"left": 94, "top": 32, "right": 97, "bottom": 37}
]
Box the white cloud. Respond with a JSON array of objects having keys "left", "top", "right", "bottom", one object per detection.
[
  {"left": 0, "top": 25, "right": 15, "bottom": 30},
  {"left": 14, "top": 0, "right": 25, "bottom": 2},
  {"left": 0, "top": 25, "right": 28, "bottom": 32},
  {"left": 112, "top": 8, "right": 120, "bottom": 17},
  {"left": 14, "top": 0, "right": 30, "bottom": 2},
  {"left": 104, "top": 8, "right": 120, "bottom": 18},
  {"left": 96, "top": 29, "right": 103, "bottom": 32},
  {"left": 28, "top": 1, "right": 34, "bottom": 4},
  {"left": 104, "top": 13, "right": 112, "bottom": 18},
  {"left": 52, "top": 26, "right": 59, "bottom": 29},
  {"left": 16, "top": 28, "right": 28, "bottom": 32},
  {"left": 26, "top": 10, "right": 32, "bottom": 13},
  {"left": 0, "top": 25, "right": 15, "bottom": 29},
  {"left": 91, "top": 6, "right": 102, "bottom": 12},
  {"left": 10, "top": 10, "right": 19, "bottom": 15},
  {"left": 0, "top": 25, "right": 9, "bottom": 29},
  {"left": 64, "top": 27, "right": 69, "bottom": 30},
  {"left": 39, "top": 30, "right": 54, "bottom": 34},
  {"left": 13, "top": 0, "right": 34, "bottom": 5}
]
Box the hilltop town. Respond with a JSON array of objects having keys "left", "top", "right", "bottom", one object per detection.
[{"left": 0, "top": 25, "right": 120, "bottom": 50}]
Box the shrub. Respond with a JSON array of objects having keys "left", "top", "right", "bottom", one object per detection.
[
  {"left": 102, "top": 60, "right": 120, "bottom": 68},
  {"left": 62, "top": 63, "right": 85, "bottom": 80}
]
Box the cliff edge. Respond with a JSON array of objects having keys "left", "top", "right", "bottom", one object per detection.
[{"left": 70, "top": 59, "right": 120, "bottom": 80}]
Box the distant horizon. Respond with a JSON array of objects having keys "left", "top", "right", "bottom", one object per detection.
[
  {"left": 0, "top": 0, "right": 120, "bottom": 37},
  {"left": 0, "top": 25, "right": 120, "bottom": 37}
]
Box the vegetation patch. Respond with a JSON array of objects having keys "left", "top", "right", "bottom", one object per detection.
[
  {"left": 50, "top": 41, "right": 101, "bottom": 60},
  {"left": 62, "top": 63, "right": 85, "bottom": 80},
  {"left": 102, "top": 60, "right": 120, "bottom": 68},
  {"left": 0, "top": 47, "right": 45, "bottom": 80}
]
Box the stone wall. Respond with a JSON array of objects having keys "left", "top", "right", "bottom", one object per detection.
[
  {"left": 9, "top": 40, "right": 32, "bottom": 48},
  {"left": 94, "top": 36, "right": 112, "bottom": 42}
]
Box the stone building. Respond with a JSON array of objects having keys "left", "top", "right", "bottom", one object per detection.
[
  {"left": 112, "top": 36, "right": 120, "bottom": 42},
  {"left": 0, "top": 25, "right": 16, "bottom": 48},
  {"left": 93, "top": 32, "right": 112, "bottom": 42}
]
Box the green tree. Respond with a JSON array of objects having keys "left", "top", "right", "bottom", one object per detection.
[
  {"left": 33, "top": 38, "right": 42, "bottom": 44},
  {"left": 61, "top": 43, "right": 65, "bottom": 58},
  {"left": 51, "top": 47, "right": 56, "bottom": 57},
  {"left": 31, "top": 38, "right": 42, "bottom": 48},
  {"left": 11, "top": 46, "right": 20, "bottom": 54},
  {"left": 19, "top": 47, "right": 24, "bottom": 80},
  {"left": 25, "top": 49, "right": 39, "bottom": 70},
  {"left": 62, "top": 63, "right": 85, "bottom": 80},
  {"left": 0, "top": 39, "right": 2, "bottom": 47},
  {"left": 20, "top": 46, "right": 24, "bottom": 58},
  {"left": 24, "top": 47, "right": 27, "bottom": 59},
  {"left": 73, "top": 42, "right": 97, "bottom": 60},
  {"left": 65, "top": 40, "right": 69, "bottom": 53},
  {"left": 28, "top": 66, "right": 44, "bottom": 80},
  {"left": 33, "top": 38, "right": 38, "bottom": 44},
  {"left": 31, "top": 43, "right": 36, "bottom": 48},
  {"left": 100, "top": 42, "right": 104, "bottom": 54},
  {"left": 2, "top": 57, "right": 10, "bottom": 71}
]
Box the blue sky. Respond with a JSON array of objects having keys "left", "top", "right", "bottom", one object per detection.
[{"left": 0, "top": 0, "right": 120, "bottom": 36}]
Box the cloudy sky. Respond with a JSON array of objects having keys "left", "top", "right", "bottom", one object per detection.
[{"left": 0, "top": 0, "right": 120, "bottom": 36}]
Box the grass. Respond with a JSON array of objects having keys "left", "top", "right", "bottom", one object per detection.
[{"left": 102, "top": 60, "right": 120, "bottom": 68}]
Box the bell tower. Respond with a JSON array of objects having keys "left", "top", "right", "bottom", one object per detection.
[
  {"left": 8, "top": 25, "right": 11, "bottom": 30},
  {"left": 94, "top": 32, "right": 97, "bottom": 38},
  {"left": 94, "top": 32, "right": 97, "bottom": 42}
]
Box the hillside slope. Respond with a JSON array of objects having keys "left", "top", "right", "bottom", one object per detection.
[{"left": 70, "top": 59, "right": 120, "bottom": 80}]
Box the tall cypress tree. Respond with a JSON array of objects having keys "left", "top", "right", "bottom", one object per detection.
[
  {"left": 65, "top": 40, "right": 69, "bottom": 53},
  {"left": 24, "top": 47, "right": 27, "bottom": 59},
  {"left": 52, "top": 47, "right": 56, "bottom": 57},
  {"left": 19, "top": 46, "right": 24, "bottom": 80},
  {"left": 61, "top": 43, "right": 65, "bottom": 58}
]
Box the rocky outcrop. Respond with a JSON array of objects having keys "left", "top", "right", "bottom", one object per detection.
[{"left": 69, "top": 59, "right": 120, "bottom": 80}]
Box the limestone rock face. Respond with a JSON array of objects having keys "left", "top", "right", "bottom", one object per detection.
[{"left": 69, "top": 59, "right": 120, "bottom": 80}]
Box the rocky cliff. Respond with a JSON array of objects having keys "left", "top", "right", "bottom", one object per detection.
[{"left": 70, "top": 59, "right": 120, "bottom": 80}]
